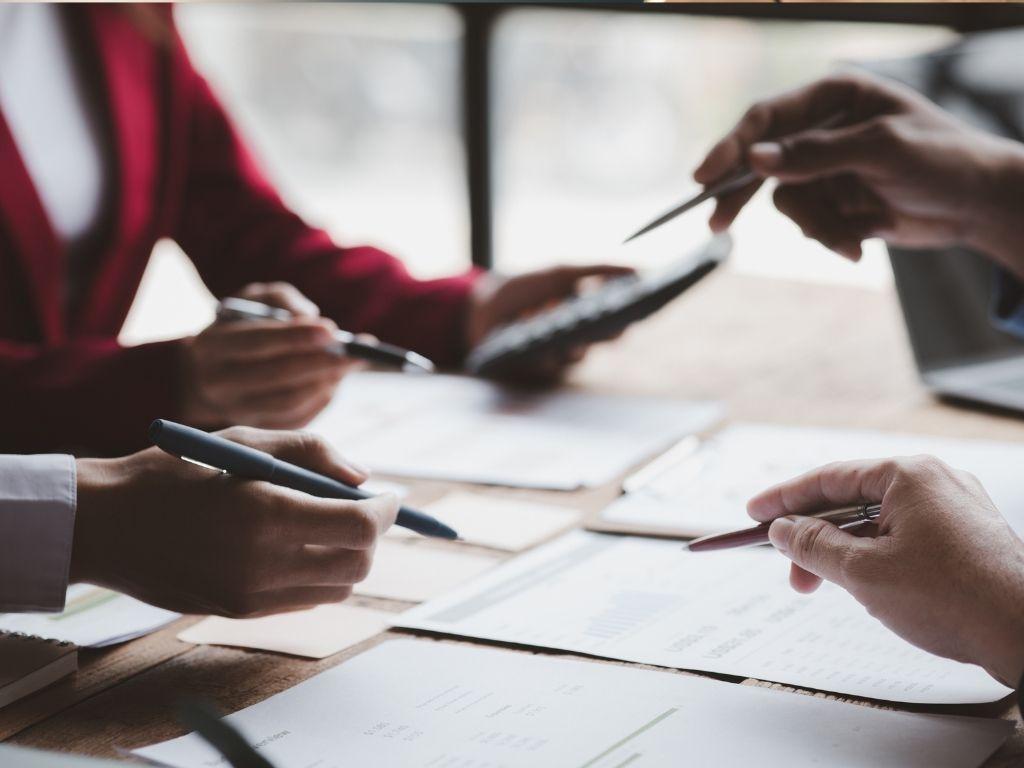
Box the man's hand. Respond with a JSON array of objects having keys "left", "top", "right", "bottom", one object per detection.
[
  {"left": 182, "top": 282, "right": 360, "bottom": 430},
  {"left": 466, "top": 264, "right": 635, "bottom": 383},
  {"left": 71, "top": 428, "right": 397, "bottom": 618},
  {"left": 694, "top": 71, "right": 1024, "bottom": 272},
  {"left": 748, "top": 455, "right": 1024, "bottom": 687}
]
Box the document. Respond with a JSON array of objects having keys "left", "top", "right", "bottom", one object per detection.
[
  {"left": 308, "top": 372, "right": 721, "bottom": 489},
  {"left": 388, "top": 492, "right": 582, "bottom": 551},
  {"left": 397, "top": 531, "right": 1012, "bottom": 704},
  {"left": 355, "top": 540, "right": 501, "bottom": 602},
  {"left": 0, "top": 585, "right": 179, "bottom": 648},
  {"left": 134, "top": 639, "right": 1011, "bottom": 768},
  {"left": 177, "top": 604, "right": 391, "bottom": 659},
  {"left": 600, "top": 423, "right": 1024, "bottom": 536}
]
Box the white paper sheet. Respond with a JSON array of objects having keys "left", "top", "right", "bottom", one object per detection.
[
  {"left": 134, "top": 639, "right": 1011, "bottom": 768},
  {"left": 601, "top": 423, "right": 1024, "bottom": 536},
  {"left": 355, "top": 540, "right": 501, "bottom": 602},
  {"left": 308, "top": 372, "right": 721, "bottom": 489},
  {"left": 388, "top": 492, "right": 582, "bottom": 551},
  {"left": 177, "top": 604, "right": 390, "bottom": 659},
  {"left": 397, "top": 531, "right": 1012, "bottom": 704},
  {"left": 0, "top": 585, "right": 179, "bottom": 648}
]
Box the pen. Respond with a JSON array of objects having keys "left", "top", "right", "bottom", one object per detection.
[
  {"left": 623, "top": 112, "right": 847, "bottom": 244},
  {"left": 150, "top": 419, "right": 458, "bottom": 540},
  {"left": 686, "top": 503, "right": 881, "bottom": 552},
  {"left": 216, "top": 297, "right": 436, "bottom": 374}
]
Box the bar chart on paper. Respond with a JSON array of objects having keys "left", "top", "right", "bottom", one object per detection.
[{"left": 396, "top": 531, "right": 1011, "bottom": 704}]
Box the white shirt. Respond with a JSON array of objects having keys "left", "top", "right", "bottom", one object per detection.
[
  {"left": 0, "top": 456, "right": 76, "bottom": 613},
  {"left": 0, "top": 3, "right": 105, "bottom": 246}
]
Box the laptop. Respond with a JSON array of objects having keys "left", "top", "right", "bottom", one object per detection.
[
  {"left": 890, "top": 245, "right": 1024, "bottom": 413},
  {"left": 869, "top": 30, "right": 1024, "bottom": 414}
]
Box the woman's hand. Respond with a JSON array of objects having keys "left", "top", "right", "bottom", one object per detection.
[
  {"left": 748, "top": 454, "right": 1024, "bottom": 687},
  {"left": 182, "top": 282, "right": 360, "bottom": 430},
  {"left": 694, "top": 71, "right": 1024, "bottom": 273},
  {"left": 466, "top": 264, "right": 634, "bottom": 383},
  {"left": 71, "top": 428, "right": 396, "bottom": 618}
]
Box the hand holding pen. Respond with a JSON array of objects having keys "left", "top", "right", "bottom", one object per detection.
[
  {"left": 182, "top": 282, "right": 360, "bottom": 431},
  {"left": 697, "top": 455, "right": 1024, "bottom": 689}
]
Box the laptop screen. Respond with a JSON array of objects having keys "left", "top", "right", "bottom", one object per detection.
[{"left": 889, "top": 245, "right": 1024, "bottom": 373}]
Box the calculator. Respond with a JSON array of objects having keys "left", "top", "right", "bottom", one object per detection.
[{"left": 466, "top": 234, "right": 731, "bottom": 378}]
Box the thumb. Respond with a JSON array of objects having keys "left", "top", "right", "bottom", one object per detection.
[
  {"left": 749, "top": 123, "right": 881, "bottom": 184},
  {"left": 767, "top": 516, "right": 868, "bottom": 589}
]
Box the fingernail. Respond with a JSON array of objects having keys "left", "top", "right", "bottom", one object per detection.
[
  {"left": 749, "top": 142, "right": 783, "bottom": 172},
  {"left": 768, "top": 517, "right": 796, "bottom": 553}
]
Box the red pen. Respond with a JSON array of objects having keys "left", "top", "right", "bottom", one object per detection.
[{"left": 686, "top": 503, "right": 882, "bottom": 552}]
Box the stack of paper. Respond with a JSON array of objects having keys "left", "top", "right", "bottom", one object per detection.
[
  {"left": 309, "top": 372, "right": 721, "bottom": 489},
  {"left": 0, "top": 585, "right": 179, "bottom": 648},
  {"left": 134, "top": 640, "right": 1011, "bottom": 768},
  {"left": 600, "top": 423, "right": 1024, "bottom": 536},
  {"left": 397, "top": 531, "right": 1012, "bottom": 705}
]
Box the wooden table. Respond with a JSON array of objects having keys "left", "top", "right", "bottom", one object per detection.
[{"left": 4, "top": 271, "right": 1023, "bottom": 764}]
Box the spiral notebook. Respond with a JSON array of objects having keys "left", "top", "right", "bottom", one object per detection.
[{"left": 0, "top": 631, "right": 77, "bottom": 709}]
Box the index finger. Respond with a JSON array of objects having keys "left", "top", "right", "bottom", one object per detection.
[
  {"left": 746, "top": 458, "right": 901, "bottom": 523},
  {"left": 694, "top": 74, "right": 868, "bottom": 185}
]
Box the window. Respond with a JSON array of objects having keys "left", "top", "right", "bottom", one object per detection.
[
  {"left": 491, "top": 9, "right": 955, "bottom": 288},
  {"left": 122, "top": 2, "right": 465, "bottom": 344}
]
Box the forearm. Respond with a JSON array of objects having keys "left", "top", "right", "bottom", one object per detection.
[
  {"left": 0, "top": 338, "right": 186, "bottom": 456},
  {"left": 965, "top": 137, "right": 1024, "bottom": 279}
]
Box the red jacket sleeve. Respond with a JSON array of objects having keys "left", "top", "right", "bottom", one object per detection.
[
  {"left": 0, "top": 338, "right": 183, "bottom": 456},
  {"left": 169, "top": 37, "right": 479, "bottom": 368}
]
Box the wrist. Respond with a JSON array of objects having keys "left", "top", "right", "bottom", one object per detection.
[
  {"left": 70, "top": 458, "right": 126, "bottom": 584},
  {"left": 465, "top": 272, "right": 503, "bottom": 349},
  {"left": 179, "top": 336, "right": 223, "bottom": 428},
  {"left": 977, "top": 541, "right": 1024, "bottom": 688},
  {"left": 963, "top": 138, "right": 1024, "bottom": 276}
]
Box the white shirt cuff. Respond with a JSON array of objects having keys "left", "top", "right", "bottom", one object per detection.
[{"left": 0, "top": 455, "right": 76, "bottom": 612}]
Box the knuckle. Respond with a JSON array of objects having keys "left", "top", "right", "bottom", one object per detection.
[
  {"left": 348, "top": 549, "right": 375, "bottom": 583},
  {"left": 906, "top": 454, "right": 948, "bottom": 478},
  {"left": 788, "top": 521, "right": 822, "bottom": 559},
  {"left": 298, "top": 430, "right": 332, "bottom": 460},
  {"left": 869, "top": 115, "right": 902, "bottom": 144},
  {"left": 742, "top": 102, "right": 769, "bottom": 128},
  {"left": 220, "top": 593, "right": 260, "bottom": 619},
  {"left": 348, "top": 506, "right": 380, "bottom": 548}
]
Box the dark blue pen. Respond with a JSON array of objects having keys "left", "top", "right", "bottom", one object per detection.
[{"left": 149, "top": 420, "right": 457, "bottom": 540}]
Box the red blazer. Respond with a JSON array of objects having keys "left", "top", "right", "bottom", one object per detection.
[{"left": 0, "top": 6, "right": 478, "bottom": 456}]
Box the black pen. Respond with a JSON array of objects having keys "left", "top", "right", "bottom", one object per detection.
[
  {"left": 217, "top": 297, "right": 435, "bottom": 374},
  {"left": 150, "top": 419, "right": 458, "bottom": 540}
]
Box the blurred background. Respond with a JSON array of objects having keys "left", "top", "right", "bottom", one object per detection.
[{"left": 121, "top": 3, "right": 1015, "bottom": 345}]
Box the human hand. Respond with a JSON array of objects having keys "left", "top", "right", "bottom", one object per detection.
[
  {"left": 182, "top": 282, "right": 360, "bottom": 430},
  {"left": 466, "top": 264, "right": 635, "bottom": 383},
  {"left": 694, "top": 71, "right": 1024, "bottom": 270},
  {"left": 748, "top": 455, "right": 1024, "bottom": 687},
  {"left": 71, "top": 428, "right": 398, "bottom": 618}
]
